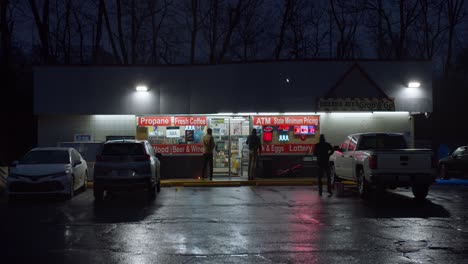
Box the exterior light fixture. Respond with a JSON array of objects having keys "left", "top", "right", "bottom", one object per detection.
[
  {"left": 407, "top": 82, "right": 420, "bottom": 88},
  {"left": 136, "top": 85, "right": 148, "bottom": 92}
]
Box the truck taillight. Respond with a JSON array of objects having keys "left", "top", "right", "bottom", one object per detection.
[{"left": 369, "top": 155, "right": 377, "bottom": 169}]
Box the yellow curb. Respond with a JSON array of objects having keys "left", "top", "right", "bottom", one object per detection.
[
  {"left": 86, "top": 179, "right": 356, "bottom": 188},
  {"left": 183, "top": 182, "right": 242, "bottom": 187}
]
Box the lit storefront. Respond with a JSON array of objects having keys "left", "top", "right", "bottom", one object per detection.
[
  {"left": 134, "top": 114, "right": 320, "bottom": 177},
  {"left": 34, "top": 60, "right": 432, "bottom": 179}
]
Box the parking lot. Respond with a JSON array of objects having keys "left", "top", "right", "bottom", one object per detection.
[{"left": 1, "top": 184, "right": 468, "bottom": 264}]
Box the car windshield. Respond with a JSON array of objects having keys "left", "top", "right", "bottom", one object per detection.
[
  {"left": 359, "top": 135, "right": 408, "bottom": 150},
  {"left": 20, "top": 150, "right": 70, "bottom": 164},
  {"left": 101, "top": 143, "right": 145, "bottom": 156}
]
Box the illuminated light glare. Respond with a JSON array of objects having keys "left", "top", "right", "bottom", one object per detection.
[
  {"left": 373, "top": 111, "right": 409, "bottom": 116},
  {"left": 92, "top": 115, "right": 135, "bottom": 120},
  {"left": 330, "top": 112, "right": 373, "bottom": 117},
  {"left": 136, "top": 85, "right": 148, "bottom": 92},
  {"left": 408, "top": 82, "right": 420, "bottom": 88},
  {"left": 257, "top": 112, "right": 280, "bottom": 115},
  {"left": 286, "top": 78, "right": 290, "bottom": 83},
  {"left": 284, "top": 112, "right": 316, "bottom": 115},
  {"left": 405, "top": 87, "right": 422, "bottom": 97},
  {"left": 236, "top": 112, "right": 257, "bottom": 115},
  {"left": 215, "top": 112, "right": 234, "bottom": 115}
]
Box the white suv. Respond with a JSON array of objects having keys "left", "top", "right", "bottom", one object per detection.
[{"left": 93, "top": 140, "right": 161, "bottom": 201}]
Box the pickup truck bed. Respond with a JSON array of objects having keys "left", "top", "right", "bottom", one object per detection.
[{"left": 329, "top": 133, "right": 436, "bottom": 200}]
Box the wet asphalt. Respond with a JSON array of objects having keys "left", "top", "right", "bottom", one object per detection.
[{"left": 1, "top": 184, "right": 467, "bottom": 264}]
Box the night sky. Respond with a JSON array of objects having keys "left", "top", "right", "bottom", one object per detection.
[{"left": 1, "top": 0, "right": 468, "bottom": 162}]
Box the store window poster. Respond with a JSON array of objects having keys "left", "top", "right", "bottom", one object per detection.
[
  {"left": 194, "top": 127, "right": 204, "bottom": 143},
  {"left": 185, "top": 130, "right": 195, "bottom": 142}
]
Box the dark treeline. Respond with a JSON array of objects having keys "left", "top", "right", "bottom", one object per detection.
[
  {"left": 0, "top": 0, "right": 468, "bottom": 162},
  {"left": 1, "top": 0, "right": 466, "bottom": 66}
]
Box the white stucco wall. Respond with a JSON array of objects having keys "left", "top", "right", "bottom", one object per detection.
[{"left": 38, "top": 115, "right": 136, "bottom": 147}]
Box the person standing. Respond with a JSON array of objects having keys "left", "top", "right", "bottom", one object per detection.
[
  {"left": 246, "top": 128, "right": 261, "bottom": 180},
  {"left": 202, "top": 128, "right": 215, "bottom": 180},
  {"left": 313, "top": 134, "right": 334, "bottom": 195}
]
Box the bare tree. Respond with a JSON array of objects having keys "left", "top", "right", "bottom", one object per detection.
[
  {"left": 274, "top": 0, "right": 293, "bottom": 60},
  {"left": 444, "top": 0, "right": 466, "bottom": 76},
  {"left": 28, "top": 0, "right": 52, "bottom": 64},
  {"left": 217, "top": 0, "right": 244, "bottom": 62},
  {"left": 190, "top": 0, "right": 198, "bottom": 63},
  {"left": 93, "top": 0, "right": 104, "bottom": 63},
  {"left": 308, "top": 2, "right": 330, "bottom": 57},
  {"left": 396, "top": 0, "right": 422, "bottom": 59},
  {"left": 330, "top": 0, "right": 364, "bottom": 59},
  {"left": 0, "top": 0, "right": 12, "bottom": 65},
  {"left": 102, "top": 0, "right": 122, "bottom": 63},
  {"left": 116, "top": 0, "right": 128, "bottom": 64},
  {"left": 364, "top": 0, "right": 393, "bottom": 58},
  {"left": 145, "top": 0, "right": 171, "bottom": 64},
  {"left": 233, "top": 0, "right": 266, "bottom": 60},
  {"left": 208, "top": 0, "right": 219, "bottom": 63},
  {"left": 412, "top": 0, "right": 446, "bottom": 59},
  {"left": 364, "top": 0, "right": 422, "bottom": 59}
]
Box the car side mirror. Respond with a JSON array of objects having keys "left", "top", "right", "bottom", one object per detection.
[{"left": 73, "top": 160, "right": 82, "bottom": 166}]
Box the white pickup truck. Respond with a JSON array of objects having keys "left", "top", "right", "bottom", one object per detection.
[{"left": 329, "top": 132, "right": 436, "bottom": 200}]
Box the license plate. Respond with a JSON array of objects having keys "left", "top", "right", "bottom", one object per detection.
[{"left": 112, "top": 170, "right": 134, "bottom": 177}]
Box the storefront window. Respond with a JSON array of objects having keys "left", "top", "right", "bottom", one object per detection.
[
  {"left": 136, "top": 115, "right": 320, "bottom": 176},
  {"left": 252, "top": 115, "right": 320, "bottom": 154}
]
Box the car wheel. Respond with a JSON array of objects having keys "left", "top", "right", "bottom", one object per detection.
[
  {"left": 439, "top": 163, "right": 450, "bottom": 180},
  {"left": 66, "top": 176, "right": 75, "bottom": 200},
  {"left": 82, "top": 171, "right": 88, "bottom": 191},
  {"left": 94, "top": 186, "right": 104, "bottom": 202},
  {"left": 148, "top": 184, "right": 156, "bottom": 200},
  {"left": 412, "top": 185, "right": 429, "bottom": 201},
  {"left": 357, "top": 169, "right": 370, "bottom": 199},
  {"left": 156, "top": 180, "right": 161, "bottom": 193},
  {"left": 330, "top": 164, "right": 340, "bottom": 190}
]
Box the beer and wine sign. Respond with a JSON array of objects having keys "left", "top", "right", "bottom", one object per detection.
[{"left": 137, "top": 115, "right": 321, "bottom": 155}]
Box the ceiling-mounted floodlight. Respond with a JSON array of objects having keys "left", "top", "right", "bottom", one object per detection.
[
  {"left": 136, "top": 85, "right": 148, "bottom": 92},
  {"left": 407, "top": 82, "right": 420, "bottom": 88}
]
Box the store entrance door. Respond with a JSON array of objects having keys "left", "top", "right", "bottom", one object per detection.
[{"left": 209, "top": 116, "right": 250, "bottom": 178}]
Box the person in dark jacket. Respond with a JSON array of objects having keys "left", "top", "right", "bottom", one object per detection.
[
  {"left": 313, "top": 134, "right": 334, "bottom": 195},
  {"left": 246, "top": 129, "right": 261, "bottom": 180},
  {"left": 202, "top": 128, "right": 215, "bottom": 180}
]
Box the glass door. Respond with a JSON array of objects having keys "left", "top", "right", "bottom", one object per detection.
[
  {"left": 210, "top": 117, "right": 230, "bottom": 176},
  {"left": 229, "top": 117, "right": 250, "bottom": 177},
  {"left": 208, "top": 116, "right": 250, "bottom": 177}
]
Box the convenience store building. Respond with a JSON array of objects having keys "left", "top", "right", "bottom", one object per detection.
[{"left": 34, "top": 60, "right": 432, "bottom": 179}]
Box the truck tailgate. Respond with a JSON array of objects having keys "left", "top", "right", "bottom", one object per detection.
[{"left": 373, "top": 150, "right": 433, "bottom": 171}]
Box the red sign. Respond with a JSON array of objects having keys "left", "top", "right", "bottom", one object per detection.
[
  {"left": 174, "top": 116, "right": 207, "bottom": 126},
  {"left": 253, "top": 116, "right": 319, "bottom": 126},
  {"left": 152, "top": 144, "right": 204, "bottom": 154},
  {"left": 138, "top": 116, "right": 208, "bottom": 126},
  {"left": 138, "top": 116, "right": 171, "bottom": 126},
  {"left": 261, "top": 144, "right": 315, "bottom": 154}
]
